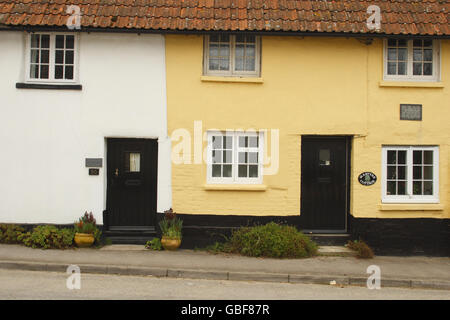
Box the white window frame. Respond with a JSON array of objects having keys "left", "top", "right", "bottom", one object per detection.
[
  {"left": 383, "top": 39, "right": 440, "bottom": 82},
  {"left": 203, "top": 35, "right": 261, "bottom": 77},
  {"left": 381, "top": 146, "right": 439, "bottom": 203},
  {"left": 207, "top": 131, "right": 264, "bottom": 185},
  {"left": 25, "top": 32, "right": 79, "bottom": 84}
]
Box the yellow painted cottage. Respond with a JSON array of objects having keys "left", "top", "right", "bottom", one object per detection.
[{"left": 164, "top": 1, "right": 449, "bottom": 254}]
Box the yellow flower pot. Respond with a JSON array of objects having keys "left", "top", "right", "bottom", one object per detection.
[
  {"left": 161, "top": 237, "right": 181, "bottom": 251},
  {"left": 74, "top": 233, "right": 95, "bottom": 248}
]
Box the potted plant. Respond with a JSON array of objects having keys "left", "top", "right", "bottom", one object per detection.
[
  {"left": 73, "top": 212, "right": 97, "bottom": 248},
  {"left": 159, "top": 209, "right": 183, "bottom": 250}
]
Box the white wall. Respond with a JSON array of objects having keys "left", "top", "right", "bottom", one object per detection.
[{"left": 0, "top": 31, "right": 171, "bottom": 224}]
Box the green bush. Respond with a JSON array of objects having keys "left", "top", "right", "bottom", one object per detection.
[
  {"left": 225, "top": 222, "right": 318, "bottom": 259},
  {"left": 0, "top": 224, "right": 26, "bottom": 244},
  {"left": 346, "top": 240, "right": 374, "bottom": 259},
  {"left": 19, "top": 225, "right": 74, "bottom": 249},
  {"left": 145, "top": 238, "right": 162, "bottom": 251}
]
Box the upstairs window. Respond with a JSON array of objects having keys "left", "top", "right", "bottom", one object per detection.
[
  {"left": 384, "top": 39, "right": 440, "bottom": 81},
  {"left": 27, "top": 33, "right": 77, "bottom": 83},
  {"left": 204, "top": 35, "right": 261, "bottom": 77}
]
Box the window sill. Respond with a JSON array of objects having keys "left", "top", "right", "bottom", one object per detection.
[
  {"left": 16, "top": 83, "right": 82, "bottom": 90},
  {"left": 200, "top": 76, "right": 263, "bottom": 84},
  {"left": 379, "top": 81, "right": 444, "bottom": 88},
  {"left": 378, "top": 204, "right": 444, "bottom": 211},
  {"left": 204, "top": 184, "right": 267, "bottom": 191}
]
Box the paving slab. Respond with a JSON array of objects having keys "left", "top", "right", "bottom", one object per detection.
[{"left": 0, "top": 244, "right": 448, "bottom": 290}]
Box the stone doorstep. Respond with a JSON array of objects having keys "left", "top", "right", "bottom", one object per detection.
[
  {"left": 0, "top": 260, "right": 449, "bottom": 291},
  {"left": 318, "top": 246, "right": 357, "bottom": 257}
]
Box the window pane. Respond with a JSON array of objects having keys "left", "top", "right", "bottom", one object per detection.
[
  {"left": 388, "top": 48, "right": 397, "bottom": 60},
  {"left": 223, "top": 165, "right": 232, "bottom": 177},
  {"left": 55, "top": 65, "right": 64, "bottom": 79},
  {"left": 413, "top": 181, "right": 422, "bottom": 195},
  {"left": 65, "top": 50, "right": 74, "bottom": 64},
  {"left": 238, "top": 165, "right": 247, "bottom": 178},
  {"left": 212, "top": 136, "right": 222, "bottom": 149},
  {"left": 220, "top": 34, "right": 230, "bottom": 42},
  {"left": 249, "top": 165, "right": 258, "bottom": 178},
  {"left": 397, "top": 181, "right": 406, "bottom": 195},
  {"left": 65, "top": 66, "right": 73, "bottom": 79},
  {"left": 40, "top": 64, "right": 49, "bottom": 78},
  {"left": 31, "top": 34, "right": 40, "bottom": 48},
  {"left": 423, "top": 40, "right": 432, "bottom": 47},
  {"left": 387, "top": 39, "right": 397, "bottom": 46},
  {"left": 223, "top": 136, "right": 232, "bottom": 149},
  {"left": 387, "top": 166, "right": 396, "bottom": 179},
  {"left": 423, "top": 63, "right": 432, "bottom": 76},
  {"left": 398, "top": 151, "right": 407, "bottom": 164},
  {"left": 235, "top": 44, "right": 244, "bottom": 57},
  {"left": 219, "top": 44, "right": 229, "bottom": 57},
  {"left": 248, "top": 152, "right": 258, "bottom": 163},
  {"left": 219, "top": 59, "right": 229, "bottom": 71},
  {"left": 129, "top": 153, "right": 140, "bottom": 172},
  {"left": 238, "top": 152, "right": 247, "bottom": 163},
  {"left": 413, "top": 166, "right": 422, "bottom": 179},
  {"left": 66, "top": 35, "right": 74, "bottom": 49},
  {"left": 212, "top": 165, "right": 221, "bottom": 177},
  {"left": 413, "top": 40, "right": 422, "bottom": 48},
  {"left": 223, "top": 150, "right": 232, "bottom": 163},
  {"left": 413, "top": 49, "right": 422, "bottom": 61},
  {"left": 424, "top": 151, "right": 433, "bottom": 164},
  {"left": 398, "top": 62, "right": 406, "bottom": 75},
  {"left": 398, "top": 39, "right": 407, "bottom": 47},
  {"left": 55, "top": 50, "right": 64, "bottom": 64},
  {"left": 209, "top": 59, "right": 219, "bottom": 70},
  {"left": 413, "top": 63, "right": 422, "bottom": 75},
  {"left": 245, "top": 58, "right": 255, "bottom": 71},
  {"left": 413, "top": 151, "right": 422, "bottom": 164},
  {"left": 209, "top": 43, "right": 219, "bottom": 57},
  {"left": 387, "top": 181, "right": 396, "bottom": 195},
  {"left": 387, "top": 62, "right": 397, "bottom": 75},
  {"left": 209, "top": 34, "right": 219, "bottom": 42},
  {"left": 41, "top": 50, "right": 49, "bottom": 63},
  {"left": 424, "top": 166, "right": 433, "bottom": 180},
  {"left": 249, "top": 136, "right": 258, "bottom": 147},
  {"left": 398, "top": 48, "right": 407, "bottom": 61},
  {"left": 41, "top": 35, "right": 50, "bottom": 48},
  {"left": 56, "top": 35, "right": 65, "bottom": 48},
  {"left": 30, "top": 64, "right": 39, "bottom": 78},
  {"left": 239, "top": 136, "right": 247, "bottom": 148},
  {"left": 212, "top": 150, "right": 222, "bottom": 163},
  {"left": 387, "top": 151, "right": 396, "bottom": 164},
  {"left": 398, "top": 166, "right": 406, "bottom": 180},
  {"left": 30, "top": 50, "right": 39, "bottom": 63},
  {"left": 235, "top": 58, "right": 244, "bottom": 71},
  {"left": 423, "top": 181, "right": 433, "bottom": 195},
  {"left": 424, "top": 49, "right": 433, "bottom": 61}
]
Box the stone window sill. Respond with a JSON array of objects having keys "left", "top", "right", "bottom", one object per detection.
[
  {"left": 378, "top": 204, "right": 444, "bottom": 211},
  {"left": 16, "top": 82, "right": 82, "bottom": 90},
  {"left": 378, "top": 81, "right": 444, "bottom": 88},
  {"left": 200, "top": 76, "right": 263, "bottom": 84},
  {"left": 204, "top": 184, "right": 267, "bottom": 191}
]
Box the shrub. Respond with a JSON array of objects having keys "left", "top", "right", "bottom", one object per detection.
[
  {"left": 0, "top": 224, "right": 26, "bottom": 244},
  {"left": 226, "top": 222, "right": 318, "bottom": 259},
  {"left": 346, "top": 240, "right": 374, "bottom": 259},
  {"left": 19, "top": 225, "right": 74, "bottom": 249},
  {"left": 145, "top": 238, "right": 162, "bottom": 251}
]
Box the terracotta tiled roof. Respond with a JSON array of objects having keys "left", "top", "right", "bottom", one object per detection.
[{"left": 0, "top": 0, "right": 448, "bottom": 36}]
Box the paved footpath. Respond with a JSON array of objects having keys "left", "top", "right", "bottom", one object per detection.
[{"left": 0, "top": 244, "right": 449, "bottom": 290}]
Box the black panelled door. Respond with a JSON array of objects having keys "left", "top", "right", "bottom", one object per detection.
[
  {"left": 106, "top": 138, "right": 158, "bottom": 228},
  {"left": 300, "top": 137, "right": 348, "bottom": 232}
]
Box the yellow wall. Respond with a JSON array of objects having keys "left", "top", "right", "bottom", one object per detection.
[{"left": 165, "top": 35, "right": 449, "bottom": 219}]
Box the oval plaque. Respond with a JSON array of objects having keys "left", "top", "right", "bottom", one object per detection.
[{"left": 358, "top": 172, "right": 377, "bottom": 186}]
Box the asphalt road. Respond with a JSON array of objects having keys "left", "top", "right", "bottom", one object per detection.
[{"left": 0, "top": 269, "right": 449, "bottom": 300}]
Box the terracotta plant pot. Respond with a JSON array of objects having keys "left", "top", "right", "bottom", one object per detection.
[
  {"left": 161, "top": 237, "right": 181, "bottom": 251},
  {"left": 74, "top": 232, "right": 95, "bottom": 248}
]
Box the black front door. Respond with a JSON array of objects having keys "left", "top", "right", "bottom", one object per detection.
[
  {"left": 300, "top": 136, "right": 349, "bottom": 232},
  {"left": 106, "top": 138, "right": 158, "bottom": 229}
]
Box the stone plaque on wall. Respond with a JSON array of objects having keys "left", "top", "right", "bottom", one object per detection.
[
  {"left": 400, "top": 104, "right": 422, "bottom": 121},
  {"left": 85, "top": 158, "right": 103, "bottom": 168}
]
